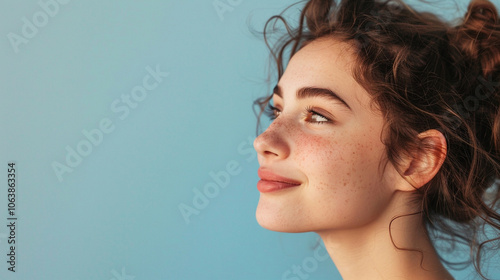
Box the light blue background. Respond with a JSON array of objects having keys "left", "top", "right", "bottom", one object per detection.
[{"left": 0, "top": 0, "right": 498, "bottom": 279}]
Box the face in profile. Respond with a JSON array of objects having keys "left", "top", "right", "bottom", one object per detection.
[{"left": 253, "top": 38, "right": 402, "bottom": 233}]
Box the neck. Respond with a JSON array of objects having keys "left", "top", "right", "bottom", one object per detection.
[{"left": 317, "top": 193, "right": 454, "bottom": 280}]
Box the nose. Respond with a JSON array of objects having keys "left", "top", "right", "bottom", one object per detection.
[{"left": 253, "top": 118, "right": 291, "bottom": 160}]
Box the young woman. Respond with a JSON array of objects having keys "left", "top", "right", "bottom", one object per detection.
[{"left": 253, "top": 0, "right": 500, "bottom": 279}]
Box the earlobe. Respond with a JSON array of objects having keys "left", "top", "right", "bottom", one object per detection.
[{"left": 400, "top": 129, "right": 447, "bottom": 190}]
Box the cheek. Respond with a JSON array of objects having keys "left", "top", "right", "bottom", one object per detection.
[
  {"left": 293, "top": 130, "right": 361, "bottom": 191},
  {"left": 293, "top": 129, "right": 389, "bottom": 223},
  {"left": 293, "top": 132, "right": 337, "bottom": 166},
  {"left": 293, "top": 129, "right": 367, "bottom": 179}
]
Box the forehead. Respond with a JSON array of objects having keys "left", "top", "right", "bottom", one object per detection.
[
  {"left": 278, "top": 38, "right": 373, "bottom": 112},
  {"left": 282, "top": 38, "right": 355, "bottom": 82}
]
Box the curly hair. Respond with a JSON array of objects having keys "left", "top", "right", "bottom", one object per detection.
[{"left": 254, "top": 0, "right": 500, "bottom": 278}]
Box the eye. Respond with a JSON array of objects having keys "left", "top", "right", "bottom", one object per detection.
[
  {"left": 265, "top": 104, "right": 281, "bottom": 120},
  {"left": 305, "top": 107, "right": 332, "bottom": 124}
]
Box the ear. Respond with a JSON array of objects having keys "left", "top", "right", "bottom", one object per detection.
[{"left": 399, "top": 129, "right": 447, "bottom": 190}]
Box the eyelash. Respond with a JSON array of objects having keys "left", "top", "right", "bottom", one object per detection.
[
  {"left": 265, "top": 104, "right": 280, "bottom": 120},
  {"left": 265, "top": 104, "right": 332, "bottom": 124},
  {"left": 304, "top": 106, "right": 331, "bottom": 124}
]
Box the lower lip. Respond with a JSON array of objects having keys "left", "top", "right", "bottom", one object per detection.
[{"left": 257, "top": 180, "right": 301, "bottom": 193}]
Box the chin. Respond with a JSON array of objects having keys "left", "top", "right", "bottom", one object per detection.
[{"left": 255, "top": 200, "right": 310, "bottom": 233}]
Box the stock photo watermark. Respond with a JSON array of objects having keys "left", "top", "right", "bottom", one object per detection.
[
  {"left": 281, "top": 243, "right": 330, "bottom": 280},
  {"left": 6, "top": 162, "right": 18, "bottom": 273},
  {"left": 213, "top": 0, "right": 243, "bottom": 21},
  {"left": 110, "top": 267, "right": 135, "bottom": 280},
  {"left": 442, "top": 74, "right": 500, "bottom": 129},
  {"left": 178, "top": 136, "right": 256, "bottom": 225},
  {"left": 7, "top": 0, "right": 71, "bottom": 54},
  {"left": 51, "top": 65, "right": 170, "bottom": 182}
]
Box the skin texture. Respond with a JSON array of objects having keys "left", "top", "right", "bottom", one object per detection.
[{"left": 253, "top": 38, "right": 453, "bottom": 279}]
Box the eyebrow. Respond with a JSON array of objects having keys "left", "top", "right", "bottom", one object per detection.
[{"left": 273, "top": 85, "right": 351, "bottom": 110}]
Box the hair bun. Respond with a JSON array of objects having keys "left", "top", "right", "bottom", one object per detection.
[
  {"left": 467, "top": 0, "right": 498, "bottom": 24},
  {"left": 454, "top": 0, "right": 500, "bottom": 77}
]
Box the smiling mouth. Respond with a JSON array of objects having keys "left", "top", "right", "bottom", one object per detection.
[
  {"left": 257, "top": 168, "right": 302, "bottom": 193},
  {"left": 257, "top": 180, "right": 301, "bottom": 193}
]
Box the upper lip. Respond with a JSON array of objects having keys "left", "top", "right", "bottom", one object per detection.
[{"left": 258, "top": 168, "right": 302, "bottom": 185}]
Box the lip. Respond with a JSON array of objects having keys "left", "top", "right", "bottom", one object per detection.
[{"left": 257, "top": 168, "right": 302, "bottom": 193}]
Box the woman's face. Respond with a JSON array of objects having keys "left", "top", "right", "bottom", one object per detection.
[{"left": 254, "top": 38, "right": 399, "bottom": 233}]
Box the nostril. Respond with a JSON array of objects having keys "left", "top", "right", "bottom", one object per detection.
[{"left": 264, "top": 150, "right": 279, "bottom": 156}]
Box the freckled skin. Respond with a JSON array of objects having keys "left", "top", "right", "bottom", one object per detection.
[
  {"left": 254, "top": 38, "right": 455, "bottom": 280},
  {"left": 253, "top": 38, "right": 394, "bottom": 232}
]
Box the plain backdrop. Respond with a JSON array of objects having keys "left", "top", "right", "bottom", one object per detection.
[{"left": 0, "top": 0, "right": 498, "bottom": 279}]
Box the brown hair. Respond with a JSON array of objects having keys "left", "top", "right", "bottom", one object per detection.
[{"left": 254, "top": 0, "right": 500, "bottom": 278}]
